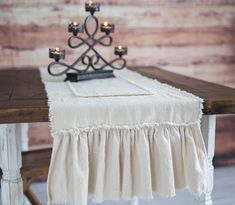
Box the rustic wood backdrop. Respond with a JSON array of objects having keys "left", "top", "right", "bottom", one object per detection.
[{"left": 0, "top": 0, "right": 235, "bottom": 166}]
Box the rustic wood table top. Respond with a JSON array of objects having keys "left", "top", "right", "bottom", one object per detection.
[{"left": 1, "top": 66, "right": 235, "bottom": 124}]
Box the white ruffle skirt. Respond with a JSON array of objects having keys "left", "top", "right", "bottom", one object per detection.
[{"left": 47, "top": 124, "right": 206, "bottom": 205}]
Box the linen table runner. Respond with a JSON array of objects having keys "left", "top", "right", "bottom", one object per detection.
[{"left": 40, "top": 68, "right": 207, "bottom": 205}]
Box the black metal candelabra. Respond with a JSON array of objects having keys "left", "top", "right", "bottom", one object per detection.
[{"left": 48, "top": 1, "right": 128, "bottom": 82}]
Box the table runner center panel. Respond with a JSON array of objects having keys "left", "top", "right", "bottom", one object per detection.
[{"left": 40, "top": 68, "right": 207, "bottom": 205}]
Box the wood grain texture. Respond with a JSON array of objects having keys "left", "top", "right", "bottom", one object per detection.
[
  {"left": 1, "top": 0, "right": 235, "bottom": 6},
  {"left": 1, "top": 67, "right": 235, "bottom": 124},
  {"left": 21, "top": 148, "right": 51, "bottom": 178},
  {"left": 1, "top": 26, "right": 235, "bottom": 48},
  {"left": 0, "top": 69, "right": 48, "bottom": 123},
  {"left": 1, "top": 4, "right": 235, "bottom": 28},
  {"left": 214, "top": 115, "right": 235, "bottom": 166}
]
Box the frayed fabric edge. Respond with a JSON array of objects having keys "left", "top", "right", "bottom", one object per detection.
[{"left": 47, "top": 186, "right": 206, "bottom": 205}]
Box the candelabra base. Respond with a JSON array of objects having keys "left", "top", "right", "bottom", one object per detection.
[{"left": 65, "top": 70, "right": 115, "bottom": 82}]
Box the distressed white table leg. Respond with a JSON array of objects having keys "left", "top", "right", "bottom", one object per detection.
[
  {"left": 129, "top": 197, "right": 139, "bottom": 205},
  {"left": 0, "top": 124, "right": 23, "bottom": 205},
  {"left": 198, "top": 115, "right": 216, "bottom": 205},
  {"left": 17, "top": 123, "right": 30, "bottom": 204},
  {"left": 17, "top": 123, "right": 29, "bottom": 151}
]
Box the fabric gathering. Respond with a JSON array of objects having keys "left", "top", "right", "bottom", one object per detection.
[{"left": 40, "top": 68, "right": 207, "bottom": 205}]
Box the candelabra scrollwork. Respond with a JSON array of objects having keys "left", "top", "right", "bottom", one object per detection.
[{"left": 48, "top": 1, "right": 127, "bottom": 82}]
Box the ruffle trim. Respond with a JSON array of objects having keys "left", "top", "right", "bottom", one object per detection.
[
  {"left": 51, "top": 121, "right": 202, "bottom": 137},
  {"left": 47, "top": 124, "right": 207, "bottom": 205}
]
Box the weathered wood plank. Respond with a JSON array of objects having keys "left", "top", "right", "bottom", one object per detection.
[
  {"left": 1, "top": 26, "right": 235, "bottom": 49},
  {"left": 0, "top": 69, "right": 48, "bottom": 123},
  {"left": 0, "top": 104, "right": 49, "bottom": 124},
  {"left": 1, "top": 45, "right": 234, "bottom": 87},
  {"left": 12, "top": 70, "right": 46, "bottom": 100},
  {"left": 28, "top": 122, "right": 52, "bottom": 146},
  {"left": 2, "top": 44, "right": 235, "bottom": 66},
  {"left": 1, "top": 5, "right": 235, "bottom": 28},
  {"left": 1, "top": 0, "right": 235, "bottom": 6},
  {"left": 0, "top": 71, "right": 16, "bottom": 101},
  {"left": 214, "top": 115, "right": 235, "bottom": 166},
  {"left": 1, "top": 45, "right": 234, "bottom": 70},
  {"left": 159, "top": 64, "right": 235, "bottom": 87}
]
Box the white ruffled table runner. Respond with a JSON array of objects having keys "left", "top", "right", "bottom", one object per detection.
[{"left": 40, "top": 68, "right": 207, "bottom": 205}]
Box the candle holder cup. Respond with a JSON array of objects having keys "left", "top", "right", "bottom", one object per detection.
[
  {"left": 49, "top": 48, "right": 65, "bottom": 62},
  {"left": 101, "top": 23, "right": 115, "bottom": 35},
  {"left": 68, "top": 23, "right": 84, "bottom": 36},
  {"left": 85, "top": 2, "right": 100, "bottom": 15},
  {"left": 114, "top": 46, "right": 128, "bottom": 57}
]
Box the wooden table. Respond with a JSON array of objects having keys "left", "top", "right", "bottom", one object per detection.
[{"left": 0, "top": 66, "right": 235, "bottom": 205}]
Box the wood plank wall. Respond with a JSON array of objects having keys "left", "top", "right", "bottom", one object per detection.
[{"left": 0, "top": 0, "right": 235, "bottom": 166}]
